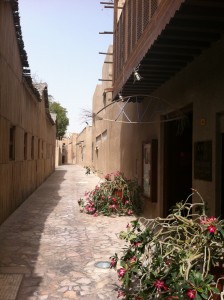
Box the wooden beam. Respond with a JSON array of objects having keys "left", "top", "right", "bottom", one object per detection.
[
  {"left": 99, "top": 52, "right": 113, "bottom": 55},
  {"left": 99, "top": 31, "right": 114, "bottom": 34},
  {"left": 100, "top": 1, "right": 114, "bottom": 4},
  {"left": 104, "top": 5, "right": 123, "bottom": 9},
  {"left": 98, "top": 79, "right": 113, "bottom": 81}
]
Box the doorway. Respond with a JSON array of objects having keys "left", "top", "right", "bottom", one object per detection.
[
  {"left": 216, "top": 114, "right": 224, "bottom": 218},
  {"left": 221, "top": 134, "right": 224, "bottom": 218},
  {"left": 164, "top": 110, "right": 193, "bottom": 215}
]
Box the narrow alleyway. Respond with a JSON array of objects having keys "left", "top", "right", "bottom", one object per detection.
[{"left": 0, "top": 165, "right": 134, "bottom": 300}]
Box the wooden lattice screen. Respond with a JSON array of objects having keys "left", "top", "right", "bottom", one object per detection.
[{"left": 114, "top": 0, "right": 160, "bottom": 82}]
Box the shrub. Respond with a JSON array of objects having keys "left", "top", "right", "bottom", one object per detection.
[
  {"left": 78, "top": 171, "right": 142, "bottom": 217},
  {"left": 110, "top": 190, "right": 224, "bottom": 299}
]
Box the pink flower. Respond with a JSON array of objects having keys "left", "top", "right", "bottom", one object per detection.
[
  {"left": 208, "top": 224, "right": 217, "bottom": 233},
  {"left": 127, "top": 210, "right": 133, "bottom": 215},
  {"left": 163, "top": 284, "right": 169, "bottom": 291},
  {"left": 129, "top": 256, "right": 136, "bottom": 264},
  {"left": 154, "top": 279, "right": 166, "bottom": 290},
  {"left": 110, "top": 257, "right": 117, "bottom": 267},
  {"left": 200, "top": 216, "right": 217, "bottom": 224},
  {"left": 133, "top": 241, "right": 141, "bottom": 247},
  {"left": 118, "top": 268, "right": 126, "bottom": 278},
  {"left": 117, "top": 290, "right": 125, "bottom": 298},
  {"left": 208, "top": 217, "right": 217, "bottom": 222},
  {"left": 186, "top": 289, "right": 196, "bottom": 299}
]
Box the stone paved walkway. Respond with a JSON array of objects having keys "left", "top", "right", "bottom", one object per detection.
[{"left": 0, "top": 165, "right": 135, "bottom": 300}]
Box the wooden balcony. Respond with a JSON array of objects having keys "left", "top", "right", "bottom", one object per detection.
[{"left": 112, "top": 0, "right": 224, "bottom": 99}]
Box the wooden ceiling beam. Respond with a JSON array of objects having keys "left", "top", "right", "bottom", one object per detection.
[
  {"left": 184, "top": 1, "right": 224, "bottom": 9},
  {"left": 156, "top": 39, "right": 211, "bottom": 49},
  {"left": 150, "top": 47, "right": 201, "bottom": 56}
]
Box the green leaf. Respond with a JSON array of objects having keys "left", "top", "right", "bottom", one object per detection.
[
  {"left": 200, "top": 293, "right": 208, "bottom": 299},
  {"left": 195, "top": 294, "right": 202, "bottom": 300},
  {"left": 212, "top": 287, "right": 220, "bottom": 294},
  {"left": 217, "top": 225, "right": 224, "bottom": 238},
  {"left": 129, "top": 233, "right": 137, "bottom": 240}
]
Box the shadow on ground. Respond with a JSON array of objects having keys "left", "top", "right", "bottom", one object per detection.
[{"left": 0, "top": 168, "right": 67, "bottom": 299}]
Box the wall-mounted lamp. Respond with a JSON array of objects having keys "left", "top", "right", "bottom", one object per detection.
[
  {"left": 133, "top": 65, "right": 143, "bottom": 83},
  {"left": 118, "top": 93, "right": 125, "bottom": 101}
]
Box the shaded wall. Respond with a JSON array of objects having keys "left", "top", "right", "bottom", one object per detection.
[
  {"left": 55, "top": 134, "right": 77, "bottom": 167},
  {"left": 0, "top": 2, "right": 56, "bottom": 224},
  {"left": 91, "top": 37, "right": 224, "bottom": 219},
  {"left": 119, "top": 35, "right": 224, "bottom": 217}
]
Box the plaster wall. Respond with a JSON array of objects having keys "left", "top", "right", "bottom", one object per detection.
[
  {"left": 76, "top": 126, "right": 93, "bottom": 167},
  {"left": 119, "top": 35, "right": 224, "bottom": 217},
  {"left": 0, "top": 2, "right": 56, "bottom": 224},
  {"left": 92, "top": 45, "right": 122, "bottom": 176}
]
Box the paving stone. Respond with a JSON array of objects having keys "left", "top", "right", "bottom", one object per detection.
[
  {"left": 57, "top": 286, "right": 68, "bottom": 293},
  {"left": 76, "top": 278, "right": 92, "bottom": 285},
  {"left": 0, "top": 165, "right": 134, "bottom": 299},
  {"left": 38, "top": 296, "right": 48, "bottom": 300},
  {"left": 63, "top": 290, "right": 78, "bottom": 299}
]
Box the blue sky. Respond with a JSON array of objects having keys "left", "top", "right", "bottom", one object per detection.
[{"left": 19, "top": 0, "right": 113, "bottom": 134}]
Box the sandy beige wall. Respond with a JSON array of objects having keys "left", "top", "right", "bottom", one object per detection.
[
  {"left": 55, "top": 134, "right": 77, "bottom": 167},
  {"left": 119, "top": 36, "right": 224, "bottom": 217},
  {"left": 92, "top": 37, "right": 224, "bottom": 218},
  {"left": 0, "top": 2, "right": 56, "bottom": 224},
  {"left": 76, "top": 127, "right": 93, "bottom": 167},
  {"left": 92, "top": 46, "right": 122, "bottom": 176}
]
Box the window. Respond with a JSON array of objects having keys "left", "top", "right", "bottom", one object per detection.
[
  {"left": 46, "top": 144, "right": 50, "bottom": 159},
  {"left": 96, "top": 134, "right": 102, "bottom": 143},
  {"left": 102, "top": 130, "right": 107, "bottom": 141},
  {"left": 42, "top": 141, "right": 44, "bottom": 159},
  {"left": 38, "top": 139, "right": 41, "bottom": 159},
  {"left": 31, "top": 136, "right": 34, "bottom": 159},
  {"left": 24, "top": 132, "right": 27, "bottom": 160},
  {"left": 9, "top": 126, "right": 15, "bottom": 160}
]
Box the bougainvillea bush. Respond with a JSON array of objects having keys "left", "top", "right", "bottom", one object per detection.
[
  {"left": 78, "top": 171, "right": 142, "bottom": 217},
  {"left": 110, "top": 191, "right": 224, "bottom": 299}
]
